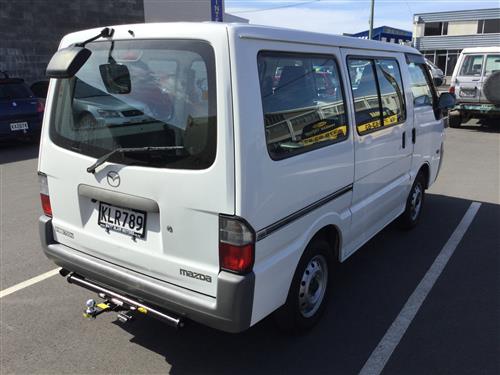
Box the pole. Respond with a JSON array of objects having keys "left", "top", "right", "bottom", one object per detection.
[{"left": 368, "top": 0, "right": 375, "bottom": 40}]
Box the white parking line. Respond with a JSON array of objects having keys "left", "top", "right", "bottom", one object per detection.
[
  {"left": 0, "top": 268, "right": 61, "bottom": 299},
  {"left": 359, "top": 201, "right": 482, "bottom": 375}
]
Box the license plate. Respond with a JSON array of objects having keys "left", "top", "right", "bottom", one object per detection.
[
  {"left": 98, "top": 202, "right": 146, "bottom": 238},
  {"left": 10, "top": 121, "right": 29, "bottom": 131}
]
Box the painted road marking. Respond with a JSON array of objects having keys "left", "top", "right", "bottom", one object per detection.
[
  {"left": 0, "top": 268, "right": 61, "bottom": 299},
  {"left": 359, "top": 201, "right": 482, "bottom": 375}
]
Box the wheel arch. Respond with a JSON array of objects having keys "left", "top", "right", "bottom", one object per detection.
[
  {"left": 418, "top": 162, "right": 431, "bottom": 189},
  {"left": 309, "top": 224, "right": 342, "bottom": 263}
]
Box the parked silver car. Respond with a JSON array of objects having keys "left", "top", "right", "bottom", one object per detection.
[{"left": 448, "top": 47, "right": 500, "bottom": 128}]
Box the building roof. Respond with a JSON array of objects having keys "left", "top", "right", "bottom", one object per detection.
[
  {"left": 414, "top": 8, "right": 500, "bottom": 23},
  {"left": 350, "top": 26, "right": 412, "bottom": 39}
]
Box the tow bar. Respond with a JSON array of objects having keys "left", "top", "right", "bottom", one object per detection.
[{"left": 66, "top": 273, "right": 185, "bottom": 328}]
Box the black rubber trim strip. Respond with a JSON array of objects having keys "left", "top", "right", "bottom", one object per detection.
[{"left": 255, "top": 184, "right": 353, "bottom": 241}]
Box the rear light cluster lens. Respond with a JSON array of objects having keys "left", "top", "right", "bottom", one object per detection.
[
  {"left": 38, "top": 172, "right": 52, "bottom": 217},
  {"left": 219, "top": 216, "right": 255, "bottom": 274}
]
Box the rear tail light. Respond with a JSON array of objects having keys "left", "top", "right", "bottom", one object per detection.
[
  {"left": 449, "top": 86, "right": 455, "bottom": 95},
  {"left": 219, "top": 216, "right": 255, "bottom": 274},
  {"left": 38, "top": 172, "right": 52, "bottom": 217},
  {"left": 36, "top": 100, "right": 45, "bottom": 113}
]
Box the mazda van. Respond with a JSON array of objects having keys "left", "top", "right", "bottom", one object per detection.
[{"left": 39, "top": 23, "right": 455, "bottom": 333}]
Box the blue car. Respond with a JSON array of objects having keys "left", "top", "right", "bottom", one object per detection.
[{"left": 0, "top": 73, "right": 44, "bottom": 142}]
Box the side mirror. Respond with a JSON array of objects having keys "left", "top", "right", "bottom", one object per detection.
[
  {"left": 99, "top": 63, "right": 131, "bottom": 94},
  {"left": 46, "top": 46, "right": 91, "bottom": 78},
  {"left": 433, "top": 77, "right": 443, "bottom": 87},
  {"left": 438, "top": 92, "right": 456, "bottom": 110}
]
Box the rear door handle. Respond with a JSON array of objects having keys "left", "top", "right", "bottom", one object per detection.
[
  {"left": 402, "top": 131, "right": 406, "bottom": 149},
  {"left": 412, "top": 128, "right": 416, "bottom": 144}
]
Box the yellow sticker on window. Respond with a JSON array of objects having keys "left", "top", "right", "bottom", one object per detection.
[
  {"left": 357, "top": 115, "right": 399, "bottom": 134},
  {"left": 301, "top": 125, "right": 347, "bottom": 146}
]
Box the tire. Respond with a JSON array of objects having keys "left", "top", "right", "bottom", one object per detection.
[
  {"left": 448, "top": 111, "right": 461, "bottom": 128},
  {"left": 274, "top": 238, "right": 333, "bottom": 333},
  {"left": 483, "top": 71, "right": 500, "bottom": 105},
  {"left": 398, "top": 172, "right": 426, "bottom": 230}
]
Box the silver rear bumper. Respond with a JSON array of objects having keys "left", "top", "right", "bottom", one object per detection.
[{"left": 39, "top": 215, "right": 254, "bottom": 333}]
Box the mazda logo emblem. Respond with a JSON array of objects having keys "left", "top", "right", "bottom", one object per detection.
[{"left": 106, "top": 171, "right": 120, "bottom": 187}]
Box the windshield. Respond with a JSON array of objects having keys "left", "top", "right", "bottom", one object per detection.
[{"left": 50, "top": 39, "right": 217, "bottom": 170}]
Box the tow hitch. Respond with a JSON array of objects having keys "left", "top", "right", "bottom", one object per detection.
[{"left": 67, "top": 273, "right": 185, "bottom": 328}]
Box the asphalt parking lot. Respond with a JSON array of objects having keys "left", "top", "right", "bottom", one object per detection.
[{"left": 1, "top": 120, "right": 499, "bottom": 375}]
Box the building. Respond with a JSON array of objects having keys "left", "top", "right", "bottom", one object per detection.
[
  {"left": 0, "top": 0, "right": 245, "bottom": 85},
  {"left": 143, "top": 0, "right": 247, "bottom": 23},
  {"left": 346, "top": 26, "right": 412, "bottom": 45},
  {"left": 413, "top": 8, "right": 500, "bottom": 79},
  {"left": 0, "top": 0, "right": 145, "bottom": 85}
]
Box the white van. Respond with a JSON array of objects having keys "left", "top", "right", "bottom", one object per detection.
[{"left": 38, "top": 23, "right": 455, "bottom": 333}]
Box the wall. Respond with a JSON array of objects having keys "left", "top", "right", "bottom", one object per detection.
[
  {"left": 0, "top": 0, "right": 144, "bottom": 85},
  {"left": 144, "top": 0, "right": 213, "bottom": 22},
  {"left": 447, "top": 21, "right": 478, "bottom": 36}
]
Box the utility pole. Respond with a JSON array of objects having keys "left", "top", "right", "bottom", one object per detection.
[{"left": 368, "top": 0, "right": 375, "bottom": 40}]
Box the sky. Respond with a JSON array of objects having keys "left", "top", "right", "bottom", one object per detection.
[{"left": 225, "top": 0, "right": 499, "bottom": 35}]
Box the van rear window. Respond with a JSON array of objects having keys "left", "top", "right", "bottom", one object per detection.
[{"left": 50, "top": 40, "right": 217, "bottom": 170}]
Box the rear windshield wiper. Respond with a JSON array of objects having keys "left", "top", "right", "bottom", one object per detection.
[{"left": 87, "top": 146, "right": 184, "bottom": 174}]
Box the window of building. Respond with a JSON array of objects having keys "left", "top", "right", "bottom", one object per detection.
[
  {"left": 257, "top": 51, "right": 348, "bottom": 160},
  {"left": 459, "top": 55, "right": 484, "bottom": 76},
  {"left": 424, "top": 22, "right": 448, "bottom": 36},
  {"left": 485, "top": 55, "right": 500, "bottom": 76},
  {"left": 408, "top": 63, "right": 434, "bottom": 108},
  {"left": 478, "top": 19, "right": 500, "bottom": 34},
  {"left": 347, "top": 58, "right": 405, "bottom": 135}
]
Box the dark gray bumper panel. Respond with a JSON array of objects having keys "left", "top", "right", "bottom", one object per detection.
[{"left": 39, "top": 216, "right": 254, "bottom": 333}]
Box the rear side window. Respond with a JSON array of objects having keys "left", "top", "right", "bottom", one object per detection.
[
  {"left": 485, "top": 55, "right": 500, "bottom": 76},
  {"left": 459, "top": 55, "right": 484, "bottom": 76},
  {"left": 408, "top": 63, "right": 434, "bottom": 108},
  {"left": 51, "top": 39, "right": 217, "bottom": 170},
  {"left": 258, "top": 51, "right": 348, "bottom": 160},
  {"left": 0, "top": 83, "right": 33, "bottom": 99},
  {"left": 348, "top": 57, "right": 405, "bottom": 135}
]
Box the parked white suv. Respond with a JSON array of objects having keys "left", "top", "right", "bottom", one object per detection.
[
  {"left": 448, "top": 47, "right": 500, "bottom": 127},
  {"left": 39, "top": 23, "right": 455, "bottom": 333}
]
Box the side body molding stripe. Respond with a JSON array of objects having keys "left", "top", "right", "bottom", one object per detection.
[{"left": 255, "top": 184, "right": 353, "bottom": 241}]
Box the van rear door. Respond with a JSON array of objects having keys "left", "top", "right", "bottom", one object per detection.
[{"left": 39, "top": 33, "right": 234, "bottom": 297}]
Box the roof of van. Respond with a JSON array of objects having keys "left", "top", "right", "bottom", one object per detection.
[
  {"left": 461, "top": 46, "right": 500, "bottom": 54},
  {"left": 60, "top": 22, "right": 420, "bottom": 55}
]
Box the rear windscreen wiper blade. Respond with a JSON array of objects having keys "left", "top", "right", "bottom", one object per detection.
[{"left": 87, "top": 146, "right": 184, "bottom": 174}]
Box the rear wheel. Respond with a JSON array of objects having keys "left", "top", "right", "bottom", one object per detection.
[
  {"left": 274, "top": 238, "right": 333, "bottom": 333},
  {"left": 398, "top": 172, "right": 426, "bottom": 230}
]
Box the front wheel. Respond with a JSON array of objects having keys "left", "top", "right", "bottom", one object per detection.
[
  {"left": 398, "top": 172, "right": 426, "bottom": 230},
  {"left": 274, "top": 239, "right": 333, "bottom": 333}
]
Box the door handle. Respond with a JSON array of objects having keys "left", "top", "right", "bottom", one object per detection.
[
  {"left": 412, "top": 128, "right": 416, "bottom": 144},
  {"left": 402, "top": 131, "right": 406, "bottom": 149}
]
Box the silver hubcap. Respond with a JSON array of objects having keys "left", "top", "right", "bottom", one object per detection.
[
  {"left": 298, "top": 255, "right": 328, "bottom": 318},
  {"left": 410, "top": 183, "right": 423, "bottom": 221}
]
